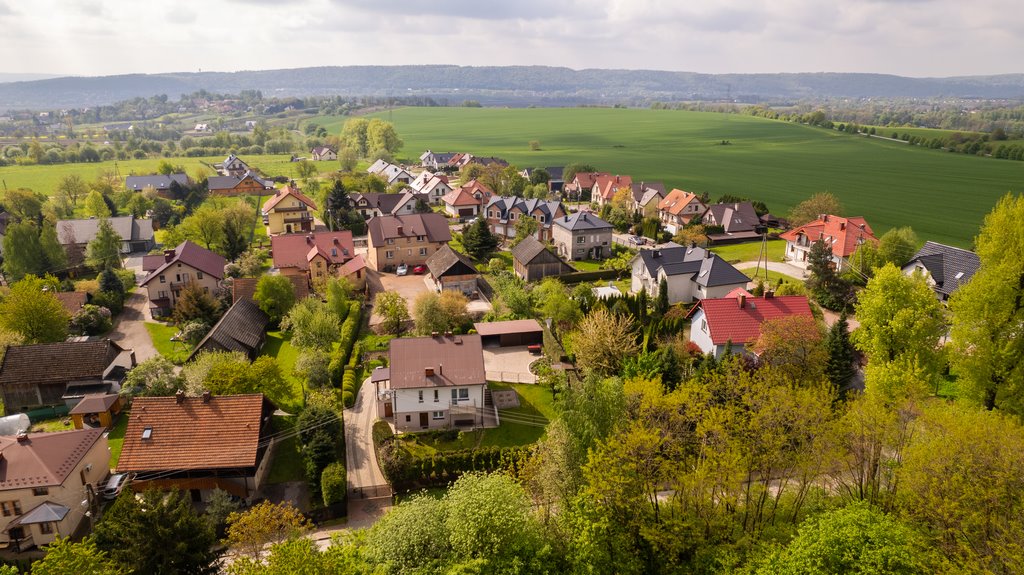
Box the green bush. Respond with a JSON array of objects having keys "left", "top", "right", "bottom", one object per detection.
[
  {"left": 342, "top": 390, "right": 354, "bottom": 407},
  {"left": 115, "top": 268, "right": 137, "bottom": 291},
  {"left": 321, "top": 462, "right": 347, "bottom": 507}
]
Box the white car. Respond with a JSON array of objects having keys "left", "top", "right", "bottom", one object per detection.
[
  {"left": 396, "top": 264, "right": 409, "bottom": 276},
  {"left": 102, "top": 473, "right": 132, "bottom": 500}
]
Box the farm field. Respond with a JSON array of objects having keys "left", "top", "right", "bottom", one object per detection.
[{"left": 349, "top": 107, "right": 1024, "bottom": 247}]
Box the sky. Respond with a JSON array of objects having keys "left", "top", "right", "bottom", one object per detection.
[{"left": 1, "top": 0, "right": 1022, "bottom": 78}]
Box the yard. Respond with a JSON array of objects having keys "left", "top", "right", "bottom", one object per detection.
[
  {"left": 710, "top": 239, "right": 786, "bottom": 264},
  {"left": 260, "top": 331, "right": 305, "bottom": 415},
  {"left": 736, "top": 266, "right": 804, "bottom": 285},
  {"left": 107, "top": 412, "right": 130, "bottom": 468},
  {"left": 145, "top": 322, "right": 190, "bottom": 364},
  {"left": 266, "top": 415, "right": 305, "bottom": 484}
]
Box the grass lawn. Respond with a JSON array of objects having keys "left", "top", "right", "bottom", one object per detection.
[
  {"left": 260, "top": 331, "right": 305, "bottom": 414},
  {"left": 346, "top": 107, "right": 1024, "bottom": 248},
  {"left": 736, "top": 266, "right": 804, "bottom": 285},
  {"left": 266, "top": 416, "right": 306, "bottom": 484},
  {"left": 107, "top": 411, "right": 129, "bottom": 469},
  {"left": 571, "top": 259, "right": 605, "bottom": 272},
  {"left": 30, "top": 418, "right": 74, "bottom": 433},
  {"left": 482, "top": 383, "right": 556, "bottom": 448},
  {"left": 591, "top": 278, "right": 631, "bottom": 293},
  {"left": 711, "top": 239, "right": 786, "bottom": 264},
  {"left": 144, "top": 322, "right": 191, "bottom": 364}
]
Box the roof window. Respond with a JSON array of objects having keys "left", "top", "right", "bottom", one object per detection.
[{"left": 141, "top": 427, "right": 153, "bottom": 440}]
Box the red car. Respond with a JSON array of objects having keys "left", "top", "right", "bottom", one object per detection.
[{"left": 412, "top": 265, "right": 428, "bottom": 275}]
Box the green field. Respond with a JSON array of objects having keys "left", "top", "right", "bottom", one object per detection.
[{"left": 351, "top": 107, "right": 1024, "bottom": 247}]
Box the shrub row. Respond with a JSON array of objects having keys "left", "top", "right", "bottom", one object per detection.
[
  {"left": 296, "top": 407, "right": 345, "bottom": 507},
  {"left": 341, "top": 342, "right": 363, "bottom": 408},
  {"left": 379, "top": 443, "right": 529, "bottom": 489},
  {"left": 329, "top": 301, "right": 363, "bottom": 385},
  {"left": 320, "top": 461, "right": 347, "bottom": 507},
  {"left": 559, "top": 268, "right": 620, "bottom": 284}
]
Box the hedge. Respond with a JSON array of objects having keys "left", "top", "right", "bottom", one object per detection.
[
  {"left": 378, "top": 443, "right": 530, "bottom": 489},
  {"left": 558, "top": 269, "right": 620, "bottom": 284},
  {"left": 330, "top": 301, "right": 363, "bottom": 385},
  {"left": 321, "top": 462, "right": 347, "bottom": 507}
]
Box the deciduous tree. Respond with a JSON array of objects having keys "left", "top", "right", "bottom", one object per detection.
[
  {"left": 789, "top": 192, "right": 842, "bottom": 226},
  {"left": 375, "top": 290, "right": 410, "bottom": 335},
  {"left": 30, "top": 536, "right": 127, "bottom": 575},
  {"left": 254, "top": 275, "right": 296, "bottom": 325},
  {"left": 567, "top": 307, "right": 639, "bottom": 376},
  {"left": 225, "top": 501, "right": 312, "bottom": 559},
  {"left": 173, "top": 280, "right": 221, "bottom": 326},
  {"left": 753, "top": 315, "right": 827, "bottom": 383},
  {"left": 0, "top": 276, "right": 70, "bottom": 343},
  {"left": 84, "top": 189, "right": 111, "bottom": 218}
]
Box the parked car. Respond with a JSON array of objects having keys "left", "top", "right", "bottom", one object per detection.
[
  {"left": 396, "top": 264, "right": 409, "bottom": 276},
  {"left": 102, "top": 473, "right": 132, "bottom": 500},
  {"left": 413, "top": 265, "right": 427, "bottom": 275},
  {"left": 630, "top": 235, "right": 647, "bottom": 245}
]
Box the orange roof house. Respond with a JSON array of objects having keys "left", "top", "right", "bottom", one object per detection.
[
  {"left": 594, "top": 174, "right": 633, "bottom": 206},
  {"left": 657, "top": 188, "right": 708, "bottom": 232},
  {"left": 780, "top": 215, "right": 878, "bottom": 271}
]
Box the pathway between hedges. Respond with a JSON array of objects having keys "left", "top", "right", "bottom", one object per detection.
[{"left": 344, "top": 376, "right": 392, "bottom": 526}]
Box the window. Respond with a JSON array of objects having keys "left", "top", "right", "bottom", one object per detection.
[
  {"left": 701, "top": 319, "right": 708, "bottom": 333},
  {"left": 1, "top": 501, "right": 22, "bottom": 517},
  {"left": 417, "top": 235, "right": 425, "bottom": 242},
  {"left": 418, "top": 390, "right": 424, "bottom": 403},
  {"left": 158, "top": 291, "right": 168, "bottom": 299},
  {"left": 419, "top": 248, "right": 428, "bottom": 256},
  {"left": 433, "top": 390, "right": 439, "bottom": 402},
  {"left": 432, "top": 411, "right": 445, "bottom": 420},
  {"left": 577, "top": 248, "right": 584, "bottom": 255},
  {"left": 197, "top": 272, "right": 204, "bottom": 280},
  {"left": 175, "top": 274, "right": 181, "bottom": 282},
  {"left": 39, "top": 522, "right": 53, "bottom": 535},
  {"left": 32, "top": 487, "right": 48, "bottom": 496},
  {"left": 159, "top": 275, "right": 166, "bottom": 284},
  {"left": 331, "top": 248, "right": 338, "bottom": 257},
  {"left": 451, "top": 388, "right": 470, "bottom": 402},
  {"left": 142, "top": 427, "right": 153, "bottom": 440},
  {"left": 577, "top": 236, "right": 585, "bottom": 244},
  {"left": 386, "top": 251, "right": 394, "bottom": 259},
  {"left": 405, "top": 415, "right": 411, "bottom": 422},
  {"left": 386, "top": 238, "right": 395, "bottom": 245}
]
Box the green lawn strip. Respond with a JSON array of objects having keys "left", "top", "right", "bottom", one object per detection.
[
  {"left": 31, "top": 418, "right": 74, "bottom": 433},
  {"left": 590, "top": 278, "right": 631, "bottom": 293},
  {"left": 571, "top": 259, "right": 604, "bottom": 272},
  {"left": 710, "top": 239, "right": 786, "bottom": 264},
  {"left": 260, "top": 331, "right": 304, "bottom": 414},
  {"left": 736, "top": 266, "right": 804, "bottom": 285},
  {"left": 144, "top": 322, "right": 190, "bottom": 364},
  {"left": 480, "top": 383, "right": 555, "bottom": 448},
  {"left": 107, "top": 411, "right": 130, "bottom": 469},
  {"left": 266, "top": 415, "right": 306, "bottom": 484}
]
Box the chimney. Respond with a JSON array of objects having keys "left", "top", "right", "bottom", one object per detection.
[
  {"left": 425, "top": 367, "right": 435, "bottom": 377},
  {"left": 565, "top": 215, "right": 570, "bottom": 222},
  {"left": 690, "top": 241, "right": 697, "bottom": 248},
  {"left": 15, "top": 432, "right": 28, "bottom": 443},
  {"left": 765, "top": 290, "right": 775, "bottom": 299},
  {"left": 164, "top": 249, "right": 176, "bottom": 263},
  {"left": 333, "top": 237, "right": 339, "bottom": 245},
  {"left": 397, "top": 225, "right": 404, "bottom": 235},
  {"left": 439, "top": 364, "right": 443, "bottom": 375},
  {"left": 175, "top": 390, "right": 185, "bottom": 404},
  {"left": 431, "top": 331, "right": 439, "bottom": 338},
  {"left": 705, "top": 249, "right": 712, "bottom": 259},
  {"left": 653, "top": 250, "right": 661, "bottom": 258},
  {"left": 840, "top": 222, "right": 846, "bottom": 230},
  {"left": 202, "top": 390, "right": 211, "bottom": 403},
  {"left": 859, "top": 223, "right": 866, "bottom": 230},
  {"left": 739, "top": 294, "right": 746, "bottom": 308},
  {"left": 445, "top": 331, "right": 453, "bottom": 338},
  {"left": 583, "top": 213, "right": 588, "bottom": 222}
]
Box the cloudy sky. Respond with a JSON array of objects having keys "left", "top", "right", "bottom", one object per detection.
[{"left": 1, "top": 0, "right": 1021, "bottom": 78}]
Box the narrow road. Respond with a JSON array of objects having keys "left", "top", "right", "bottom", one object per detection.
[
  {"left": 733, "top": 259, "right": 807, "bottom": 281},
  {"left": 343, "top": 376, "right": 392, "bottom": 526},
  {"left": 107, "top": 290, "right": 158, "bottom": 363}
]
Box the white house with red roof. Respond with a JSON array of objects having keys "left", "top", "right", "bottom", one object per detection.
[
  {"left": 140, "top": 241, "right": 227, "bottom": 318},
  {"left": 593, "top": 174, "right": 633, "bottom": 208},
  {"left": 686, "top": 292, "right": 814, "bottom": 358},
  {"left": 658, "top": 189, "right": 708, "bottom": 234},
  {"left": 780, "top": 215, "right": 878, "bottom": 272}
]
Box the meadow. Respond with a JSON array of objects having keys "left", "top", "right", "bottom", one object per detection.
[{"left": 345, "top": 107, "right": 1024, "bottom": 247}]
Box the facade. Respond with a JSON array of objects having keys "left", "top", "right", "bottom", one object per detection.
[
  {"left": 349, "top": 192, "right": 418, "bottom": 220},
  {"left": 366, "top": 213, "right": 452, "bottom": 271},
  {"left": 658, "top": 189, "right": 707, "bottom": 234},
  {"left": 780, "top": 215, "right": 878, "bottom": 271},
  {"left": 367, "top": 160, "right": 414, "bottom": 185},
  {"left": 901, "top": 241, "right": 981, "bottom": 302},
  {"left": 594, "top": 174, "right": 634, "bottom": 208},
  {"left": 420, "top": 150, "right": 458, "bottom": 170},
  {"left": 139, "top": 241, "right": 226, "bottom": 318},
  {"left": 56, "top": 215, "right": 155, "bottom": 254},
  {"left": 552, "top": 212, "right": 613, "bottom": 261},
  {"left": 310, "top": 146, "right": 337, "bottom": 161},
  {"left": 124, "top": 173, "right": 191, "bottom": 198},
  {"left": 687, "top": 293, "right": 814, "bottom": 357},
  {"left": 117, "top": 393, "right": 277, "bottom": 502},
  {"left": 485, "top": 196, "right": 566, "bottom": 242},
  {"left": 0, "top": 340, "right": 133, "bottom": 415},
  {"left": 262, "top": 184, "right": 317, "bottom": 235},
  {"left": 441, "top": 180, "right": 494, "bottom": 219},
  {"left": 630, "top": 244, "right": 750, "bottom": 304},
  {"left": 207, "top": 172, "right": 275, "bottom": 196},
  {"left": 628, "top": 181, "right": 667, "bottom": 216},
  {"left": 214, "top": 154, "right": 250, "bottom": 177},
  {"left": 270, "top": 230, "right": 355, "bottom": 286},
  {"left": 337, "top": 254, "right": 368, "bottom": 291},
  {"left": 425, "top": 245, "right": 480, "bottom": 295},
  {"left": 0, "top": 429, "right": 110, "bottom": 550},
  {"left": 511, "top": 235, "right": 573, "bottom": 282},
  {"left": 412, "top": 175, "right": 454, "bottom": 205},
  {"left": 374, "top": 334, "right": 492, "bottom": 432},
  {"left": 187, "top": 299, "right": 269, "bottom": 362}
]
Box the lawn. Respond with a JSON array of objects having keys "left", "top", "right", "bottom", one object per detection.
[
  {"left": 30, "top": 417, "right": 74, "bottom": 432},
  {"left": 710, "top": 239, "right": 787, "bottom": 264},
  {"left": 107, "top": 411, "right": 129, "bottom": 469},
  {"left": 348, "top": 107, "right": 1024, "bottom": 248},
  {"left": 571, "top": 259, "right": 605, "bottom": 272},
  {"left": 266, "top": 415, "right": 306, "bottom": 484},
  {"left": 144, "top": 322, "right": 191, "bottom": 364},
  {"left": 260, "top": 331, "right": 305, "bottom": 414},
  {"left": 736, "top": 266, "right": 804, "bottom": 285}
]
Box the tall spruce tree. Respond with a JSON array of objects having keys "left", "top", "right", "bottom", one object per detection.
[
  {"left": 824, "top": 312, "right": 857, "bottom": 394},
  {"left": 461, "top": 218, "right": 499, "bottom": 260}
]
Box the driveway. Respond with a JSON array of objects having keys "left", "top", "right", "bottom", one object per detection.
[
  {"left": 108, "top": 254, "right": 158, "bottom": 363},
  {"left": 482, "top": 346, "right": 538, "bottom": 384},
  {"left": 344, "top": 377, "right": 391, "bottom": 522},
  {"left": 734, "top": 260, "right": 808, "bottom": 282},
  {"left": 368, "top": 271, "right": 432, "bottom": 328}
]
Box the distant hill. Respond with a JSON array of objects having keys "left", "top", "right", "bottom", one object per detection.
[
  {"left": 0, "top": 73, "right": 61, "bottom": 84},
  {"left": 2, "top": 66, "right": 1024, "bottom": 110}
]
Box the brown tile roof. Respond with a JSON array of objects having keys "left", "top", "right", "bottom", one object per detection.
[
  {"left": 388, "top": 334, "right": 485, "bottom": 389},
  {"left": 232, "top": 276, "right": 310, "bottom": 304},
  {"left": 596, "top": 174, "right": 633, "bottom": 201},
  {"left": 0, "top": 340, "right": 125, "bottom": 387},
  {"left": 367, "top": 213, "right": 452, "bottom": 246},
  {"left": 0, "top": 429, "right": 104, "bottom": 490},
  {"left": 54, "top": 291, "right": 88, "bottom": 315},
  {"left": 473, "top": 319, "right": 543, "bottom": 337},
  {"left": 658, "top": 188, "right": 704, "bottom": 216},
  {"left": 117, "top": 394, "right": 271, "bottom": 473},
  {"left": 570, "top": 172, "right": 609, "bottom": 189},
  {"left": 140, "top": 241, "right": 227, "bottom": 286},
  {"left": 69, "top": 393, "right": 120, "bottom": 415},
  {"left": 338, "top": 254, "right": 367, "bottom": 278},
  {"left": 270, "top": 231, "right": 354, "bottom": 272},
  {"left": 262, "top": 184, "right": 317, "bottom": 212}
]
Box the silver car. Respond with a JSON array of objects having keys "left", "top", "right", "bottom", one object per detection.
[{"left": 396, "top": 264, "right": 409, "bottom": 276}]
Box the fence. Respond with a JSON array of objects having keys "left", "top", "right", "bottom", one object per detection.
[
  {"left": 349, "top": 484, "right": 392, "bottom": 500},
  {"left": 486, "top": 371, "right": 537, "bottom": 384}
]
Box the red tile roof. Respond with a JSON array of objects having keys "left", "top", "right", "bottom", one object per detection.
[
  {"left": 658, "top": 188, "right": 703, "bottom": 216},
  {"left": 596, "top": 174, "right": 633, "bottom": 200},
  {"left": 780, "top": 215, "right": 878, "bottom": 258},
  {"left": 442, "top": 187, "right": 482, "bottom": 207},
  {"left": 688, "top": 295, "right": 813, "bottom": 345},
  {"left": 270, "top": 230, "right": 354, "bottom": 272},
  {"left": 117, "top": 394, "right": 270, "bottom": 473},
  {"left": 140, "top": 241, "right": 227, "bottom": 286},
  {"left": 0, "top": 429, "right": 104, "bottom": 489},
  {"left": 262, "top": 184, "right": 317, "bottom": 212},
  {"left": 571, "top": 172, "right": 609, "bottom": 189}
]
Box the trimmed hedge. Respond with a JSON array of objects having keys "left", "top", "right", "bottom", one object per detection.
[
  {"left": 321, "top": 462, "right": 347, "bottom": 506},
  {"left": 559, "top": 268, "right": 620, "bottom": 284},
  {"left": 330, "top": 301, "right": 363, "bottom": 386},
  {"left": 379, "top": 443, "right": 530, "bottom": 489}
]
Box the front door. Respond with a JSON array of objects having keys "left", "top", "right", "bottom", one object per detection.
[
  {"left": 384, "top": 402, "right": 393, "bottom": 417},
  {"left": 419, "top": 413, "right": 429, "bottom": 429}
]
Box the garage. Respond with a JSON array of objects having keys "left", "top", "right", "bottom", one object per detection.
[
  {"left": 473, "top": 319, "right": 544, "bottom": 347},
  {"left": 459, "top": 207, "right": 475, "bottom": 217}
]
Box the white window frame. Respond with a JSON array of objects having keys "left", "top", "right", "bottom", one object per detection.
[{"left": 432, "top": 411, "right": 445, "bottom": 420}]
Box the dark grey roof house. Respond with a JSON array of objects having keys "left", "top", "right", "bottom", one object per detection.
[
  {"left": 56, "top": 215, "right": 155, "bottom": 254},
  {"left": 188, "top": 298, "right": 270, "bottom": 361},
  {"left": 630, "top": 243, "right": 750, "bottom": 304},
  {"left": 902, "top": 241, "right": 981, "bottom": 301},
  {"left": 703, "top": 202, "right": 760, "bottom": 234},
  {"left": 124, "top": 173, "right": 191, "bottom": 195}
]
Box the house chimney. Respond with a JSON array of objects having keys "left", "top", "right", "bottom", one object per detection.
[
  {"left": 397, "top": 225, "right": 404, "bottom": 235},
  {"left": 202, "top": 390, "right": 211, "bottom": 403},
  {"left": 333, "top": 237, "right": 339, "bottom": 245},
  {"left": 840, "top": 222, "right": 846, "bottom": 231},
  {"left": 583, "top": 213, "right": 588, "bottom": 222},
  {"left": 705, "top": 249, "right": 712, "bottom": 259},
  {"left": 425, "top": 367, "right": 435, "bottom": 377},
  {"left": 175, "top": 390, "right": 185, "bottom": 404},
  {"left": 445, "top": 331, "right": 453, "bottom": 338},
  {"left": 765, "top": 290, "right": 775, "bottom": 299},
  {"left": 439, "top": 364, "right": 443, "bottom": 375},
  {"left": 164, "top": 249, "right": 176, "bottom": 263},
  {"left": 306, "top": 234, "right": 314, "bottom": 244},
  {"left": 431, "top": 331, "right": 439, "bottom": 338},
  {"left": 739, "top": 294, "right": 746, "bottom": 308},
  {"left": 690, "top": 241, "right": 697, "bottom": 248},
  {"left": 653, "top": 250, "right": 661, "bottom": 258},
  {"left": 565, "top": 215, "right": 570, "bottom": 222},
  {"left": 15, "top": 432, "right": 28, "bottom": 443}
]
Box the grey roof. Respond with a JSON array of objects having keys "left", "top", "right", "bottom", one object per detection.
[
  {"left": 904, "top": 241, "right": 980, "bottom": 297},
  {"left": 630, "top": 182, "right": 666, "bottom": 204},
  {"left": 486, "top": 196, "right": 564, "bottom": 224},
  {"left": 552, "top": 212, "right": 612, "bottom": 232},
  {"left": 188, "top": 298, "right": 269, "bottom": 361},
  {"left": 350, "top": 192, "right": 413, "bottom": 214},
  {"left": 635, "top": 245, "right": 749, "bottom": 288},
  {"left": 11, "top": 501, "right": 70, "bottom": 526},
  {"left": 56, "top": 215, "right": 154, "bottom": 245},
  {"left": 426, "top": 245, "right": 478, "bottom": 279},
  {"left": 511, "top": 235, "right": 569, "bottom": 269},
  {"left": 207, "top": 171, "right": 273, "bottom": 191},
  {"left": 125, "top": 173, "right": 189, "bottom": 191},
  {"left": 704, "top": 202, "right": 760, "bottom": 233}
]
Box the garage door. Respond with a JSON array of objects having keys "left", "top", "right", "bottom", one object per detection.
[{"left": 459, "top": 207, "right": 475, "bottom": 217}]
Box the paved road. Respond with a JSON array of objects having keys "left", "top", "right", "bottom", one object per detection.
[
  {"left": 108, "top": 290, "right": 158, "bottom": 363},
  {"left": 733, "top": 259, "right": 808, "bottom": 281},
  {"left": 344, "top": 376, "right": 389, "bottom": 493}
]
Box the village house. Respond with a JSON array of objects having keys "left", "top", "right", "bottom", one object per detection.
[
  {"left": 630, "top": 243, "right": 750, "bottom": 304},
  {"left": 117, "top": 393, "right": 277, "bottom": 502},
  {"left": 367, "top": 213, "right": 452, "bottom": 271},
  {"left": 214, "top": 154, "right": 250, "bottom": 177},
  {"left": 0, "top": 429, "right": 110, "bottom": 551},
  {"left": 511, "top": 235, "right": 573, "bottom": 282},
  {"left": 187, "top": 299, "right": 269, "bottom": 362},
  {"left": 310, "top": 146, "right": 337, "bottom": 161},
  {"left": 270, "top": 230, "right": 355, "bottom": 287},
  {"left": 686, "top": 292, "right": 814, "bottom": 357},
  {"left": 0, "top": 340, "right": 134, "bottom": 414},
  {"left": 563, "top": 171, "right": 609, "bottom": 202},
  {"left": 373, "top": 334, "right": 494, "bottom": 432},
  {"left": 139, "top": 241, "right": 226, "bottom": 318},
  {"left": 594, "top": 174, "right": 634, "bottom": 209},
  {"left": 658, "top": 189, "right": 708, "bottom": 234},
  {"left": 207, "top": 171, "right": 275, "bottom": 196},
  {"left": 367, "top": 160, "right": 414, "bottom": 185},
  {"left": 262, "top": 184, "right": 317, "bottom": 235},
  {"left": 124, "top": 173, "right": 191, "bottom": 198},
  {"left": 420, "top": 150, "right": 459, "bottom": 170},
  {"left": 628, "top": 181, "right": 667, "bottom": 216},
  {"left": 520, "top": 166, "right": 566, "bottom": 194},
  {"left": 441, "top": 180, "right": 495, "bottom": 220},
  {"left": 56, "top": 215, "right": 155, "bottom": 254},
  {"left": 337, "top": 254, "right": 368, "bottom": 291},
  {"left": 702, "top": 201, "right": 762, "bottom": 242},
  {"left": 485, "top": 196, "right": 566, "bottom": 242},
  {"left": 425, "top": 245, "right": 480, "bottom": 296},
  {"left": 552, "top": 212, "right": 613, "bottom": 261},
  {"left": 411, "top": 174, "right": 454, "bottom": 205},
  {"left": 780, "top": 215, "right": 878, "bottom": 271},
  {"left": 349, "top": 191, "right": 418, "bottom": 220},
  {"left": 902, "top": 241, "right": 981, "bottom": 302}
]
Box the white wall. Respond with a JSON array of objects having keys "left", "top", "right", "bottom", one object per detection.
[
  {"left": 688, "top": 308, "right": 716, "bottom": 355},
  {"left": 393, "top": 384, "right": 484, "bottom": 413}
]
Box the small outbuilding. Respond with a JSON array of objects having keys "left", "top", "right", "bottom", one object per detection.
[
  {"left": 426, "top": 245, "right": 480, "bottom": 296},
  {"left": 510, "top": 236, "right": 573, "bottom": 282},
  {"left": 69, "top": 393, "right": 123, "bottom": 429},
  {"left": 473, "top": 319, "right": 544, "bottom": 347}
]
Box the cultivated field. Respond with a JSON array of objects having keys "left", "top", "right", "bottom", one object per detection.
[{"left": 344, "top": 107, "right": 1023, "bottom": 247}]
